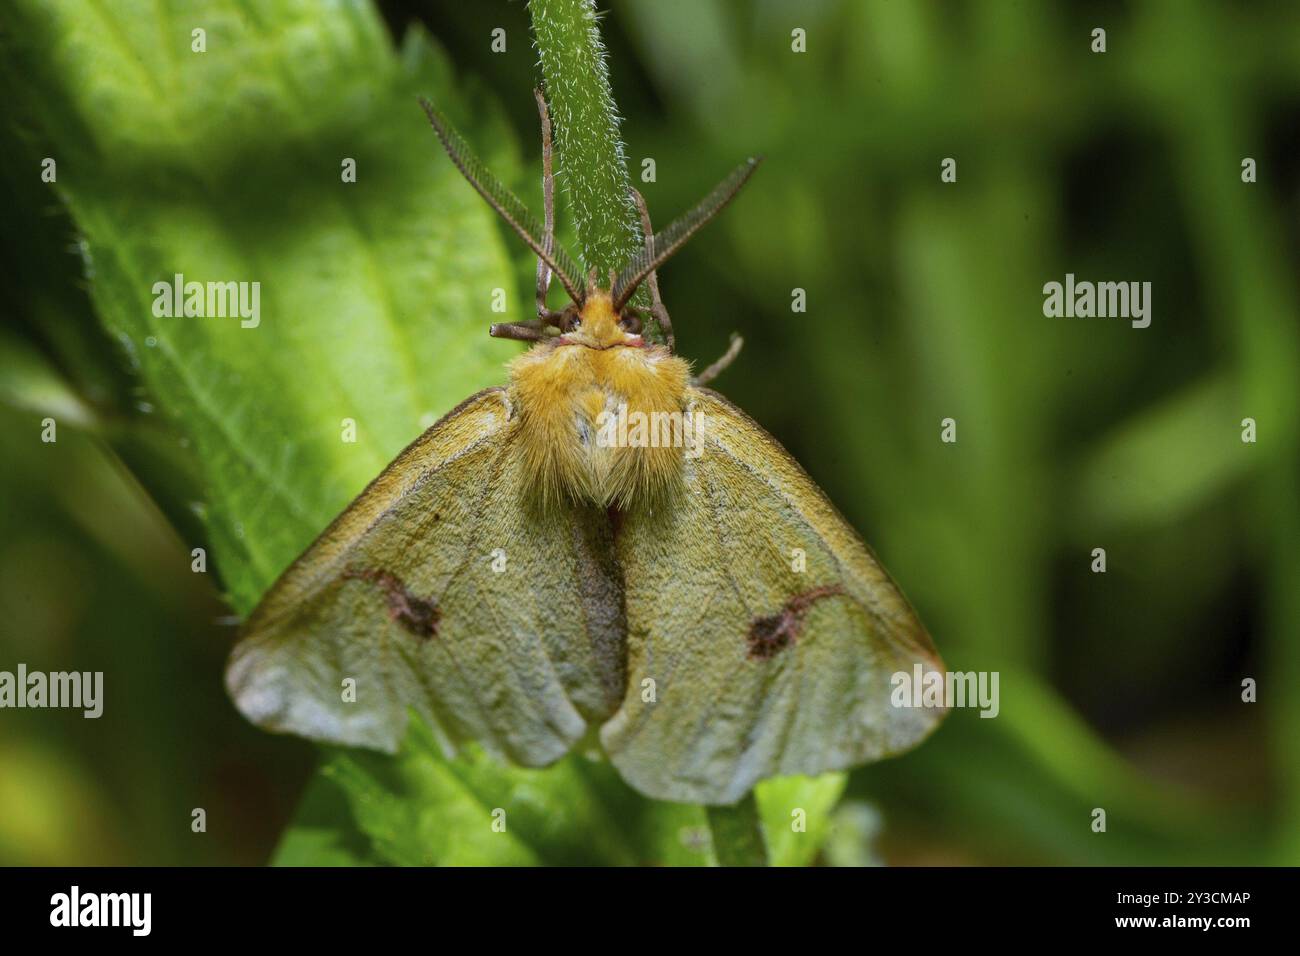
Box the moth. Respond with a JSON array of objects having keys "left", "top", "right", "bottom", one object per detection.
[{"left": 227, "top": 90, "right": 946, "bottom": 804}]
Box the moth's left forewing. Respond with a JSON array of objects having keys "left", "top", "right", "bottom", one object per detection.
[
  {"left": 601, "top": 389, "right": 945, "bottom": 805},
  {"left": 227, "top": 389, "right": 624, "bottom": 766}
]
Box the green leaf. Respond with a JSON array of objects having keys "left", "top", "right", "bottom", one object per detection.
[
  {"left": 1, "top": 0, "right": 521, "bottom": 611},
  {"left": 757, "top": 773, "right": 848, "bottom": 867},
  {"left": 270, "top": 773, "right": 377, "bottom": 867}
]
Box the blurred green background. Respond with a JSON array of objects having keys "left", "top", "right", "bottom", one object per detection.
[{"left": 1, "top": 0, "right": 1297, "bottom": 865}]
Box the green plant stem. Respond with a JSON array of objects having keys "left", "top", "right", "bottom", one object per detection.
[
  {"left": 530, "top": 3, "right": 770, "bottom": 863},
  {"left": 529, "top": 0, "right": 641, "bottom": 284},
  {"left": 706, "top": 793, "right": 769, "bottom": 867}
]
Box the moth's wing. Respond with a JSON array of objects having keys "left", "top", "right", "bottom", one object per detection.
[
  {"left": 227, "top": 388, "right": 625, "bottom": 765},
  {"left": 600, "top": 388, "right": 945, "bottom": 804}
]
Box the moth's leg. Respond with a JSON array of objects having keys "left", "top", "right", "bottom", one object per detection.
[
  {"left": 490, "top": 321, "right": 545, "bottom": 342},
  {"left": 692, "top": 333, "right": 744, "bottom": 386},
  {"left": 533, "top": 88, "right": 564, "bottom": 325},
  {"left": 492, "top": 302, "right": 577, "bottom": 340},
  {"left": 631, "top": 188, "right": 675, "bottom": 352}
]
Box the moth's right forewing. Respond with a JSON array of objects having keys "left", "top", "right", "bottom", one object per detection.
[
  {"left": 226, "top": 388, "right": 624, "bottom": 765},
  {"left": 601, "top": 389, "right": 946, "bottom": 804}
]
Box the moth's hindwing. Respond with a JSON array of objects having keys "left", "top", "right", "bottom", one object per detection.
[
  {"left": 599, "top": 388, "right": 946, "bottom": 804},
  {"left": 226, "top": 388, "right": 625, "bottom": 764}
]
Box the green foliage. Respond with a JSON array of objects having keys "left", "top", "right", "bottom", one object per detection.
[
  {"left": 2, "top": 0, "right": 518, "bottom": 613},
  {"left": 287, "top": 723, "right": 678, "bottom": 866},
  {"left": 271, "top": 719, "right": 843, "bottom": 866}
]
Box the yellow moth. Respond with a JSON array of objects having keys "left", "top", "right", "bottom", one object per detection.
[{"left": 226, "top": 91, "right": 946, "bottom": 804}]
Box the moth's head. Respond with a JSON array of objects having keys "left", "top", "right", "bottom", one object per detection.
[
  {"left": 553, "top": 285, "right": 644, "bottom": 350},
  {"left": 420, "top": 95, "right": 759, "bottom": 349}
]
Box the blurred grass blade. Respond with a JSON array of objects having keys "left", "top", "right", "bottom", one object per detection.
[
  {"left": 0, "top": 327, "right": 97, "bottom": 429},
  {"left": 1075, "top": 373, "right": 1249, "bottom": 529}
]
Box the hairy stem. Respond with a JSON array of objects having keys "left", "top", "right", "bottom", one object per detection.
[
  {"left": 707, "top": 792, "right": 769, "bottom": 867},
  {"left": 530, "top": 0, "right": 659, "bottom": 330}
]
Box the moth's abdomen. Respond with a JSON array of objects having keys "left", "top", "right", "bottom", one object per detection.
[{"left": 508, "top": 342, "right": 692, "bottom": 508}]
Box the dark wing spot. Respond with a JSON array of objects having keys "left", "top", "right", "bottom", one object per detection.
[
  {"left": 748, "top": 612, "right": 796, "bottom": 660},
  {"left": 343, "top": 567, "right": 441, "bottom": 640},
  {"left": 747, "top": 584, "right": 846, "bottom": 660}
]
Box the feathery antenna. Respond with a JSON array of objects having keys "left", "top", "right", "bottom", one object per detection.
[
  {"left": 612, "top": 157, "right": 762, "bottom": 309},
  {"left": 420, "top": 97, "right": 585, "bottom": 304}
]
